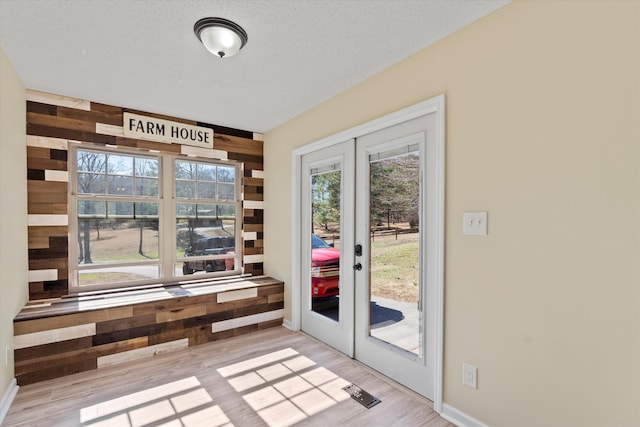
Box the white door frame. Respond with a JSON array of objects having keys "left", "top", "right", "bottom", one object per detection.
[{"left": 290, "top": 94, "right": 445, "bottom": 412}]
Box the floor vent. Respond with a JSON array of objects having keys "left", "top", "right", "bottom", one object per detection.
[{"left": 342, "top": 384, "right": 381, "bottom": 409}]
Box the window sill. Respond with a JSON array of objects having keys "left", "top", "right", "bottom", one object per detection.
[{"left": 16, "top": 274, "right": 281, "bottom": 321}]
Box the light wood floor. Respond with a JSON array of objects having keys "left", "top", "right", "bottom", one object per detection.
[{"left": 3, "top": 327, "right": 453, "bottom": 427}]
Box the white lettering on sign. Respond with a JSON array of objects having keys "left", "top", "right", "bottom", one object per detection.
[{"left": 123, "top": 112, "right": 214, "bottom": 148}]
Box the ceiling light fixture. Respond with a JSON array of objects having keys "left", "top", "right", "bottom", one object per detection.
[{"left": 194, "top": 17, "right": 248, "bottom": 59}]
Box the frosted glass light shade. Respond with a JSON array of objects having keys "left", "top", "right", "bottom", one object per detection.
[{"left": 194, "top": 17, "right": 248, "bottom": 58}]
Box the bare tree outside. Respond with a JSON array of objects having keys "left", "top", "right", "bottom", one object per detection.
[
  {"left": 77, "top": 151, "right": 107, "bottom": 263},
  {"left": 76, "top": 150, "right": 159, "bottom": 265},
  {"left": 370, "top": 153, "right": 419, "bottom": 229},
  {"left": 311, "top": 170, "right": 340, "bottom": 232}
]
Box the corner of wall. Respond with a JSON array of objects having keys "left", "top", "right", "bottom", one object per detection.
[{"left": 0, "top": 46, "right": 28, "bottom": 421}]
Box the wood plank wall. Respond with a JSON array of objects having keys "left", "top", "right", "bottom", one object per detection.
[
  {"left": 14, "top": 277, "right": 284, "bottom": 385},
  {"left": 25, "top": 90, "right": 264, "bottom": 300}
]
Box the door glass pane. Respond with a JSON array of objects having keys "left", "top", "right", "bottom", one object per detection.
[
  {"left": 310, "top": 168, "right": 341, "bottom": 320},
  {"left": 368, "top": 146, "right": 422, "bottom": 356}
]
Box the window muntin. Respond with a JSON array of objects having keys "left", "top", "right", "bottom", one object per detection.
[
  {"left": 174, "top": 159, "right": 239, "bottom": 277},
  {"left": 77, "top": 151, "right": 159, "bottom": 197},
  {"left": 71, "top": 146, "right": 242, "bottom": 289},
  {"left": 74, "top": 148, "right": 161, "bottom": 288}
]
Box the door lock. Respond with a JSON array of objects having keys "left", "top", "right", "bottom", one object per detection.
[{"left": 354, "top": 244, "right": 362, "bottom": 257}]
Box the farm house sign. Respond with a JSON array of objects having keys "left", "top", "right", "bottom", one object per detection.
[{"left": 123, "top": 112, "right": 214, "bottom": 148}]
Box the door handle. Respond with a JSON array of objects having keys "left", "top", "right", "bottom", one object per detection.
[{"left": 353, "top": 263, "right": 362, "bottom": 271}]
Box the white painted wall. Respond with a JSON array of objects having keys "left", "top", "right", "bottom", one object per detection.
[{"left": 264, "top": 1, "right": 640, "bottom": 426}]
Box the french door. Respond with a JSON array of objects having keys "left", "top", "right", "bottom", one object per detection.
[
  {"left": 298, "top": 98, "right": 444, "bottom": 401},
  {"left": 353, "top": 113, "right": 437, "bottom": 398},
  {"left": 300, "top": 140, "right": 355, "bottom": 356}
]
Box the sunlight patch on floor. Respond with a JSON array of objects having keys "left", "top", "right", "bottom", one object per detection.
[
  {"left": 219, "top": 348, "right": 352, "bottom": 427},
  {"left": 79, "top": 376, "right": 233, "bottom": 427},
  {"left": 79, "top": 348, "right": 354, "bottom": 427}
]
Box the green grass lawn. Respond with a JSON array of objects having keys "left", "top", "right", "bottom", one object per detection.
[{"left": 370, "top": 232, "right": 420, "bottom": 303}]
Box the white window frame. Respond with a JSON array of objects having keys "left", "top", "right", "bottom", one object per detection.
[{"left": 69, "top": 143, "right": 242, "bottom": 291}]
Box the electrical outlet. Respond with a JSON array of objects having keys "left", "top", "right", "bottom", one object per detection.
[{"left": 463, "top": 363, "right": 477, "bottom": 389}]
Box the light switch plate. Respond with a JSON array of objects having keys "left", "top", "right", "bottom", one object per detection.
[{"left": 463, "top": 211, "right": 487, "bottom": 235}]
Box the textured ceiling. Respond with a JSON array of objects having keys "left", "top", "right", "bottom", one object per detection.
[{"left": 0, "top": 0, "right": 509, "bottom": 133}]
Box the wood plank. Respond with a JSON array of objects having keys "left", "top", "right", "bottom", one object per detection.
[
  {"left": 243, "top": 224, "right": 264, "bottom": 233},
  {"left": 95, "top": 313, "right": 156, "bottom": 335},
  {"left": 217, "top": 288, "right": 258, "bottom": 303},
  {"left": 231, "top": 302, "right": 283, "bottom": 320},
  {"left": 244, "top": 200, "right": 264, "bottom": 210},
  {"left": 58, "top": 105, "right": 122, "bottom": 126},
  {"left": 267, "top": 293, "right": 285, "bottom": 304},
  {"left": 26, "top": 135, "right": 69, "bottom": 150},
  {"left": 227, "top": 152, "right": 263, "bottom": 164},
  {"left": 242, "top": 161, "right": 265, "bottom": 172},
  {"left": 96, "top": 338, "right": 188, "bottom": 368},
  {"left": 205, "top": 296, "right": 267, "bottom": 316},
  {"left": 14, "top": 336, "right": 93, "bottom": 363},
  {"left": 28, "top": 258, "right": 67, "bottom": 271},
  {"left": 15, "top": 337, "right": 148, "bottom": 375},
  {"left": 16, "top": 358, "right": 97, "bottom": 386},
  {"left": 90, "top": 102, "right": 124, "bottom": 115},
  {"left": 28, "top": 179, "right": 67, "bottom": 193},
  {"left": 28, "top": 247, "right": 67, "bottom": 260},
  {"left": 244, "top": 177, "right": 264, "bottom": 186},
  {"left": 244, "top": 192, "right": 264, "bottom": 202},
  {"left": 147, "top": 326, "right": 208, "bottom": 347},
  {"left": 26, "top": 100, "right": 57, "bottom": 115},
  {"left": 26, "top": 157, "right": 68, "bottom": 172},
  {"left": 28, "top": 112, "right": 96, "bottom": 133},
  {"left": 27, "top": 123, "right": 116, "bottom": 145},
  {"left": 26, "top": 90, "right": 91, "bottom": 111},
  {"left": 28, "top": 226, "right": 68, "bottom": 237},
  {"left": 27, "top": 214, "right": 68, "bottom": 227},
  {"left": 27, "top": 189, "right": 67, "bottom": 205},
  {"left": 28, "top": 203, "right": 68, "bottom": 215},
  {"left": 256, "top": 284, "right": 284, "bottom": 297},
  {"left": 28, "top": 203, "right": 54, "bottom": 215},
  {"left": 14, "top": 306, "right": 134, "bottom": 335},
  {"left": 95, "top": 123, "right": 124, "bottom": 136},
  {"left": 27, "top": 146, "right": 50, "bottom": 159},
  {"left": 44, "top": 170, "right": 69, "bottom": 182},
  {"left": 14, "top": 323, "right": 96, "bottom": 350},
  {"left": 213, "top": 134, "right": 263, "bottom": 157},
  {"left": 155, "top": 304, "right": 207, "bottom": 323},
  {"left": 244, "top": 247, "right": 264, "bottom": 256},
  {"left": 132, "top": 296, "right": 212, "bottom": 317},
  {"left": 28, "top": 236, "right": 50, "bottom": 249}
]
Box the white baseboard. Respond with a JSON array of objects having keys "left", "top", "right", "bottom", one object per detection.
[
  {"left": 0, "top": 378, "right": 18, "bottom": 425},
  {"left": 282, "top": 319, "right": 295, "bottom": 330},
  {"left": 441, "top": 403, "right": 490, "bottom": 427}
]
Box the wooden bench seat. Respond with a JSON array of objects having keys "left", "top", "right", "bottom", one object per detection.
[{"left": 13, "top": 275, "right": 284, "bottom": 385}]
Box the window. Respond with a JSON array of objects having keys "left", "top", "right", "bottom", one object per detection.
[
  {"left": 174, "top": 159, "right": 239, "bottom": 277},
  {"left": 70, "top": 145, "right": 241, "bottom": 289}
]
